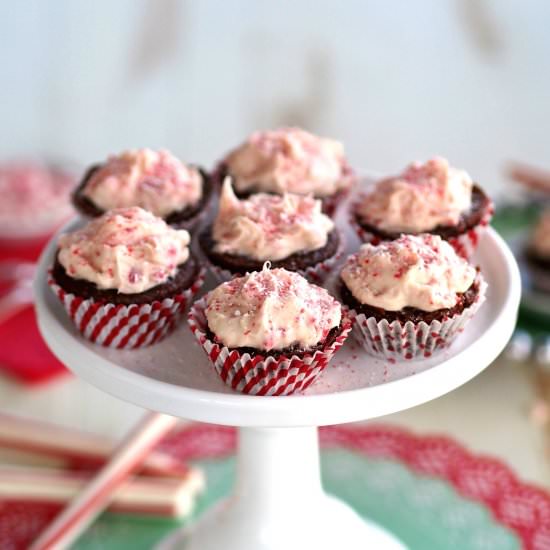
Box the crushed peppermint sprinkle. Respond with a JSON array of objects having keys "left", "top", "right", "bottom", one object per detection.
[
  {"left": 205, "top": 265, "right": 342, "bottom": 351},
  {"left": 341, "top": 234, "right": 476, "bottom": 312},
  {"left": 212, "top": 178, "right": 334, "bottom": 261},
  {"left": 224, "top": 127, "right": 354, "bottom": 197},
  {"left": 82, "top": 148, "right": 203, "bottom": 217},
  {"left": 58, "top": 206, "right": 190, "bottom": 294},
  {"left": 355, "top": 157, "right": 473, "bottom": 233}
]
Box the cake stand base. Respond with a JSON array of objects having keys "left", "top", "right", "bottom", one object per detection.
[
  {"left": 160, "top": 497, "right": 404, "bottom": 550},
  {"left": 158, "top": 426, "right": 405, "bottom": 550}
]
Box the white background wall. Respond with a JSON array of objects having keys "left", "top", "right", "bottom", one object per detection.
[{"left": 1, "top": 0, "right": 549, "bottom": 193}]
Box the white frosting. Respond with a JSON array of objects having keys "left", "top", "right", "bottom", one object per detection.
[
  {"left": 0, "top": 163, "right": 74, "bottom": 238},
  {"left": 356, "top": 157, "right": 473, "bottom": 233},
  {"left": 206, "top": 266, "right": 342, "bottom": 351},
  {"left": 58, "top": 207, "right": 190, "bottom": 294},
  {"left": 224, "top": 127, "right": 353, "bottom": 198},
  {"left": 341, "top": 234, "right": 476, "bottom": 312},
  {"left": 531, "top": 209, "right": 550, "bottom": 259},
  {"left": 82, "top": 149, "right": 203, "bottom": 218},
  {"left": 212, "top": 178, "right": 334, "bottom": 261}
]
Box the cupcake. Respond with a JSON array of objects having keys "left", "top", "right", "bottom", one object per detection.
[
  {"left": 340, "top": 234, "right": 486, "bottom": 359},
  {"left": 215, "top": 127, "right": 355, "bottom": 216},
  {"left": 199, "top": 178, "right": 342, "bottom": 282},
  {"left": 352, "top": 157, "right": 493, "bottom": 257},
  {"left": 0, "top": 161, "right": 75, "bottom": 241},
  {"left": 72, "top": 149, "right": 212, "bottom": 230},
  {"left": 49, "top": 207, "right": 204, "bottom": 349},
  {"left": 188, "top": 266, "right": 352, "bottom": 395},
  {"left": 526, "top": 209, "right": 550, "bottom": 293}
]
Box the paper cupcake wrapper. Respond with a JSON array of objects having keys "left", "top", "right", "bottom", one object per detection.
[
  {"left": 349, "top": 276, "right": 487, "bottom": 360},
  {"left": 204, "top": 232, "right": 346, "bottom": 286},
  {"left": 188, "top": 296, "right": 353, "bottom": 396},
  {"left": 350, "top": 200, "right": 494, "bottom": 259},
  {"left": 446, "top": 201, "right": 494, "bottom": 259},
  {"left": 48, "top": 269, "right": 205, "bottom": 350}
]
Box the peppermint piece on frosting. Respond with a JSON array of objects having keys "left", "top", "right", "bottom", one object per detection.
[
  {"left": 356, "top": 157, "right": 473, "bottom": 233},
  {"left": 531, "top": 209, "right": 550, "bottom": 259},
  {"left": 341, "top": 234, "right": 476, "bottom": 312},
  {"left": 82, "top": 149, "right": 203, "bottom": 217},
  {"left": 212, "top": 178, "right": 335, "bottom": 261},
  {"left": 58, "top": 206, "right": 190, "bottom": 294},
  {"left": 224, "top": 127, "right": 353, "bottom": 197},
  {"left": 206, "top": 265, "right": 342, "bottom": 351}
]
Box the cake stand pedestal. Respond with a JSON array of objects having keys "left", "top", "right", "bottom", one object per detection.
[
  {"left": 34, "top": 220, "right": 521, "bottom": 550},
  {"left": 160, "top": 426, "right": 399, "bottom": 550}
]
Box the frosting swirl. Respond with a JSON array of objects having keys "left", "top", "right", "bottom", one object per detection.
[
  {"left": 212, "top": 178, "right": 334, "bottom": 261},
  {"left": 531, "top": 209, "right": 550, "bottom": 259},
  {"left": 341, "top": 234, "right": 476, "bottom": 312},
  {"left": 355, "top": 157, "right": 473, "bottom": 233},
  {"left": 0, "top": 163, "right": 74, "bottom": 238},
  {"left": 224, "top": 127, "right": 353, "bottom": 197},
  {"left": 82, "top": 149, "right": 203, "bottom": 217},
  {"left": 206, "top": 266, "right": 342, "bottom": 351},
  {"left": 58, "top": 206, "right": 190, "bottom": 294}
]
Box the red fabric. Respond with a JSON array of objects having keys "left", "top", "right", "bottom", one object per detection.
[{"left": 0, "top": 239, "right": 68, "bottom": 385}]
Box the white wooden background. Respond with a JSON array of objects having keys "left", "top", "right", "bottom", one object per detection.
[
  {"left": 0, "top": 1, "right": 548, "bottom": 487},
  {"left": 1, "top": 0, "right": 550, "bottom": 191}
]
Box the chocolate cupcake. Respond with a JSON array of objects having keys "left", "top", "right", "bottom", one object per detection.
[
  {"left": 199, "top": 178, "right": 342, "bottom": 282},
  {"left": 49, "top": 206, "right": 204, "bottom": 349},
  {"left": 73, "top": 149, "right": 212, "bottom": 231},
  {"left": 340, "top": 234, "right": 486, "bottom": 360},
  {"left": 214, "top": 127, "right": 355, "bottom": 216},
  {"left": 188, "top": 266, "right": 352, "bottom": 395},
  {"left": 525, "top": 209, "right": 550, "bottom": 293},
  {"left": 351, "top": 157, "right": 493, "bottom": 258}
]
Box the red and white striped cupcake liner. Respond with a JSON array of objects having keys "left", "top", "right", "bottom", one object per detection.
[
  {"left": 48, "top": 269, "right": 205, "bottom": 350},
  {"left": 349, "top": 275, "right": 487, "bottom": 360},
  {"left": 188, "top": 296, "right": 353, "bottom": 396},
  {"left": 350, "top": 201, "right": 494, "bottom": 259}
]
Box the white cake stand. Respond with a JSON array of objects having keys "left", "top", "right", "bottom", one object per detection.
[{"left": 34, "top": 215, "right": 521, "bottom": 550}]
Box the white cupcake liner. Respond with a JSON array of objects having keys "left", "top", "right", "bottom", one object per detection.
[
  {"left": 48, "top": 269, "right": 205, "bottom": 349},
  {"left": 204, "top": 231, "right": 346, "bottom": 285},
  {"left": 350, "top": 200, "right": 494, "bottom": 259},
  {"left": 349, "top": 275, "right": 487, "bottom": 360},
  {"left": 188, "top": 296, "right": 353, "bottom": 396}
]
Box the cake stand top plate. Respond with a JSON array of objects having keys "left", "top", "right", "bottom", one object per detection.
[{"left": 35, "top": 219, "right": 520, "bottom": 427}]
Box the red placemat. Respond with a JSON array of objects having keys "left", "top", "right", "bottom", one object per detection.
[{"left": 0, "top": 239, "right": 67, "bottom": 385}]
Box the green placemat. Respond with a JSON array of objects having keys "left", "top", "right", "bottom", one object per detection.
[{"left": 74, "top": 450, "right": 520, "bottom": 550}]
